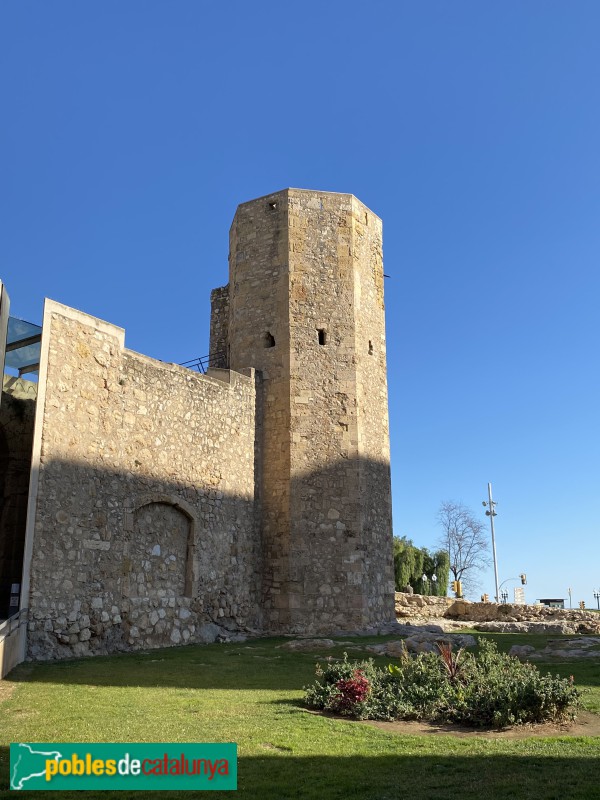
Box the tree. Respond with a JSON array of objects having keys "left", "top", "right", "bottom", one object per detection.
[
  {"left": 437, "top": 501, "right": 490, "bottom": 597},
  {"left": 392, "top": 536, "right": 450, "bottom": 596},
  {"left": 423, "top": 548, "right": 450, "bottom": 597},
  {"left": 393, "top": 536, "right": 422, "bottom": 592}
]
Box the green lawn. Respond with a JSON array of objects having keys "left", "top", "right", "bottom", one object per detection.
[{"left": 1, "top": 633, "right": 599, "bottom": 799}]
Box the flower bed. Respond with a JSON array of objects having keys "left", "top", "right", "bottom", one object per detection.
[{"left": 304, "top": 639, "right": 580, "bottom": 728}]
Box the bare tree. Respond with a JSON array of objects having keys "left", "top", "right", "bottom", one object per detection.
[{"left": 437, "top": 501, "right": 490, "bottom": 597}]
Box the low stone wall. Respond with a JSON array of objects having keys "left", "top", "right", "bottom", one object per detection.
[
  {"left": 395, "top": 592, "right": 600, "bottom": 630},
  {"left": 446, "top": 600, "right": 600, "bottom": 627},
  {"left": 394, "top": 592, "right": 453, "bottom": 618}
]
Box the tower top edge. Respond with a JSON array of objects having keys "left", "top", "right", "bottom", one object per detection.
[{"left": 234, "top": 188, "right": 381, "bottom": 220}]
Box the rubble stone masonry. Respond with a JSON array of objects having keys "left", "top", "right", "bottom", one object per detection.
[
  {"left": 25, "top": 302, "right": 260, "bottom": 659},
  {"left": 17, "top": 188, "right": 396, "bottom": 662},
  {"left": 223, "top": 189, "right": 395, "bottom": 632}
]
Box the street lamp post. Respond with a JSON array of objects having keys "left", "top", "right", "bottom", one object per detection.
[
  {"left": 501, "top": 590, "right": 509, "bottom": 603},
  {"left": 482, "top": 483, "right": 500, "bottom": 603},
  {"left": 594, "top": 589, "right": 600, "bottom": 610},
  {"left": 421, "top": 573, "right": 428, "bottom": 595},
  {"left": 568, "top": 587, "right": 572, "bottom": 609},
  {"left": 431, "top": 574, "right": 438, "bottom": 596}
]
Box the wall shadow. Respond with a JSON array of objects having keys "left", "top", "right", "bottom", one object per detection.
[
  {"left": 5, "top": 635, "right": 328, "bottom": 690},
  {"left": 5, "top": 451, "right": 394, "bottom": 682},
  {"left": 0, "top": 380, "right": 36, "bottom": 619},
  {"left": 2, "top": 747, "right": 600, "bottom": 799}
]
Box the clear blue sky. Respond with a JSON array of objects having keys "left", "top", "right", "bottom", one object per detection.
[{"left": 2, "top": 2, "right": 599, "bottom": 606}]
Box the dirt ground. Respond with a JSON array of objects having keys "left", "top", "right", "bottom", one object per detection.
[{"left": 364, "top": 710, "right": 600, "bottom": 739}]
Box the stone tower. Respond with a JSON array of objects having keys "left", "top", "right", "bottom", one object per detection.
[{"left": 212, "top": 188, "right": 395, "bottom": 633}]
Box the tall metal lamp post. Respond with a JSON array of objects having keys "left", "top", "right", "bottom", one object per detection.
[
  {"left": 482, "top": 483, "right": 500, "bottom": 603},
  {"left": 431, "top": 574, "right": 438, "bottom": 596},
  {"left": 594, "top": 589, "right": 600, "bottom": 610},
  {"left": 568, "top": 587, "right": 572, "bottom": 609}
]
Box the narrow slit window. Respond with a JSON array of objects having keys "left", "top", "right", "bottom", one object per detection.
[
  {"left": 368, "top": 340, "right": 374, "bottom": 355},
  {"left": 264, "top": 332, "right": 275, "bottom": 348},
  {"left": 318, "top": 329, "right": 327, "bottom": 346}
]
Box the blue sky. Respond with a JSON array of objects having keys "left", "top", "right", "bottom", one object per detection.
[{"left": 2, "top": 1, "right": 599, "bottom": 606}]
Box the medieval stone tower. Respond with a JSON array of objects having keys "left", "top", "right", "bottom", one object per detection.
[
  {"left": 210, "top": 189, "right": 395, "bottom": 633},
  {"left": 0, "top": 187, "right": 395, "bottom": 671}
]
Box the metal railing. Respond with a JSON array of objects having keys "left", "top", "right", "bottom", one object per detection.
[
  {"left": 179, "top": 352, "right": 227, "bottom": 374},
  {"left": 0, "top": 607, "right": 28, "bottom": 641}
]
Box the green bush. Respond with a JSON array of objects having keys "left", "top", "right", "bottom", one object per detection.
[
  {"left": 447, "top": 639, "right": 580, "bottom": 727},
  {"left": 304, "top": 640, "right": 580, "bottom": 728}
]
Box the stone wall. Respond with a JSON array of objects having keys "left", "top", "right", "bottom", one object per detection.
[
  {"left": 349, "top": 196, "right": 394, "bottom": 623},
  {"left": 228, "top": 191, "right": 291, "bottom": 629},
  {"left": 25, "top": 301, "right": 260, "bottom": 660},
  {"left": 17, "top": 187, "right": 398, "bottom": 663},
  {"left": 447, "top": 600, "right": 600, "bottom": 627},
  {"left": 395, "top": 592, "right": 454, "bottom": 619},
  {"left": 209, "top": 285, "right": 229, "bottom": 368},
  {"left": 0, "top": 377, "right": 37, "bottom": 618},
  {"left": 226, "top": 189, "right": 394, "bottom": 633},
  {"left": 395, "top": 592, "right": 600, "bottom": 629}
]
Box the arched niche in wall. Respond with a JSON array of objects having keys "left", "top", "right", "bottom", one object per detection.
[{"left": 130, "top": 495, "right": 196, "bottom": 599}]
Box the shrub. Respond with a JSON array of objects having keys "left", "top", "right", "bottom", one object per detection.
[
  {"left": 332, "top": 669, "right": 371, "bottom": 712},
  {"left": 304, "top": 640, "right": 580, "bottom": 728},
  {"left": 446, "top": 639, "right": 580, "bottom": 727},
  {"left": 304, "top": 657, "right": 379, "bottom": 718}
]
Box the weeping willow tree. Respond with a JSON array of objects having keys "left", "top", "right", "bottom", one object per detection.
[{"left": 393, "top": 536, "right": 450, "bottom": 596}]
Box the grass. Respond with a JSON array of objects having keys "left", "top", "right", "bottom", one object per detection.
[{"left": 1, "top": 633, "right": 599, "bottom": 799}]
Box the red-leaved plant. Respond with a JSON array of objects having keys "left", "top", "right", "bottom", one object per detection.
[
  {"left": 436, "top": 641, "right": 465, "bottom": 682},
  {"left": 333, "top": 669, "right": 371, "bottom": 711}
]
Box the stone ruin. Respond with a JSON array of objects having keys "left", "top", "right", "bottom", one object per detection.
[{"left": 0, "top": 189, "right": 396, "bottom": 665}]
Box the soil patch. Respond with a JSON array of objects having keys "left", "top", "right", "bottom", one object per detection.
[
  {"left": 365, "top": 710, "right": 600, "bottom": 739},
  {"left": 307, "top": 708, "right": 600, "bottom": 738}
]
